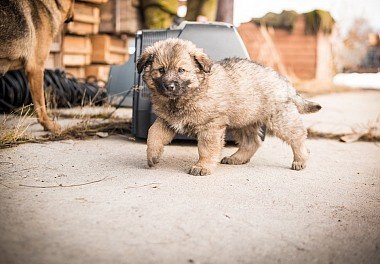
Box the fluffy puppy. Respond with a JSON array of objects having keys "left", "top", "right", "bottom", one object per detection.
[{"left": 137, "top": 38, "right": 321, "bottom": 176}]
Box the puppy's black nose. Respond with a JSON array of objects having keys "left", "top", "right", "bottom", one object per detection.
[{"left": 165, "top": 83, "right": 176, "bottom": 91}]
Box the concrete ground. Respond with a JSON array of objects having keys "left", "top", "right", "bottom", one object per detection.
[{"left": 0, "top": 91, "right": 379, "bottom": 263}]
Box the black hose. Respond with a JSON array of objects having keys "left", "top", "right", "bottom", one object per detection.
[{"left": 0, "top": 69, "right": 107, "bottom": 113}]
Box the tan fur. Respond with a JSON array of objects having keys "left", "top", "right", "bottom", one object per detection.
[
  {"left": 0, "top": 0, "right": 74, "bottom": 133},
  {"left": 138, "top": 38, "right": 321, "bottom": 176}
]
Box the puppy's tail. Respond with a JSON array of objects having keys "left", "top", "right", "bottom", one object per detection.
[{"left": 292, "top": 94, "right": 322, "bottom": 114}]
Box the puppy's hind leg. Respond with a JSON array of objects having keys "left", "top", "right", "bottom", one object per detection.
[
  {"left": 147, "top": 118, "right": 176, "bottom": 167},
  {"left": 269, "top": 106, "right": 309, "bottom": 170},
  {"left": 221, "top": 125, "right": 261, "bottom": 165}
]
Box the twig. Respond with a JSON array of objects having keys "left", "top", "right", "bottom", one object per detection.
[
  {"left": 19, "top": 175, "right": 109, "bottom": 188},
  {"left": 125, "top": 182, "right": 160, "bottom": 189},
  {"left": 307, "top": 128, "right": 380, "bottom": 142}
]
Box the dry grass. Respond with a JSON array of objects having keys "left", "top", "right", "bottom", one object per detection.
[
  {"left": 0, "top": 118, "right": 131, "bottom": 149},
  {"left": 48, "top": 106, "right": 128, "bottom": 120},
  {"left": 0, "top": 106, "right": 35, "bottom": 148},
  {"left": 0, "top": 105, "right": 131, "bottom": 149},
  {"left": 45, "top": 120, "right": 131, "bottom": 141},
  {"left": 308, "top": 129, "right": 380, "bottom": 142},
  {"left": 308, "top": 117, "right": 380, "bottom": 142}
]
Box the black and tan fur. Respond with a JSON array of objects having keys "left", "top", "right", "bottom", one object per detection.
[
  {"left": 0, "top": 0, "right": 74, "bottom": 133},
  {"left": 138, "top": 39, "right": 321, "bottom": 176}
]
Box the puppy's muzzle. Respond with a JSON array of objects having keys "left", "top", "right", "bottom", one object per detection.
[
  {"left": 164, "top": 82, "right": 177, "bottom": 92},
  {"left": 154, "top": 77, "right": 184, "bottom": 97}
]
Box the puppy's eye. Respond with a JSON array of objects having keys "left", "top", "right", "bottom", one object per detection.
[
  {"left": 158, "top": 67, "right": 165, "bottom": 74},
  {"left": 178, "top": 68, "right": 185, "bottom": 74}
]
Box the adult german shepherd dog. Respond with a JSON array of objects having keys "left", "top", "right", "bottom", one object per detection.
[{"left": 0, "top": 0, "right": 75, "bottom": 133}]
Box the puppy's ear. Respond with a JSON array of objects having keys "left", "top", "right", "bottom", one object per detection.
[
  {"left": 191, "top": 49, "right": 213, "bottom": 73},
  {"left": 137, "top": 47, "right": 155, "bottom": 74}
]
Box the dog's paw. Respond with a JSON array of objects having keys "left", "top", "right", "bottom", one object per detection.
[
  {"left": 43, "top": 121, "right": 61, "bottom": 134},
  {"left": 147, "top": 156, "right": 160, "bottom": 168},
  {"left": 291, "top": 161, "right": 306, "bottom": 170},
  {"left": 188, "top": 165, "right": 212, "bottom": 176},
  {"left": 220, "top": 156, "right": 249, "bottom": 165}
]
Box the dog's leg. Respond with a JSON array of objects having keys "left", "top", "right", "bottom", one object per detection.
[
  {"left": 221, "top": 125, "right": 261, "bottom": 165},
  {"left": 189, "top": 128, "right": 225, "bottom": 176},
  {"left": 269, "top": 106, "right": 309, "bottom": 170},
  {"left": 26, "top": 66, "right": 61, "bottom": 133},
  {"left": 147, "top": 118, "right": 175, "bottom": 167},
  {"left": 26, "top": 30, "right": 61, "bottom": 133}
]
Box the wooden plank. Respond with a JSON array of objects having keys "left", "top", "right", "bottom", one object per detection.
[
  {"left": 63, "top": 35, "right": 92, "bottom": 66},
  {"left": 85, "top": 64, "right": 110, "bottom": 81},
  {"left": 99, "top": 0, "right": 142, "bottom": 35},
  {"left": 65, "top": 67, "right": 86, "bottom": 79},
  {"left": 66, "top": 2, "right": 100, "bottom": 35},
  {"left": 45, "top": 53, "right": 62, "bottom": 69},
  {"left": 91, "top": 34, "right": 128, "bottom": 64},
  {"left": 63, "top": 54, "right": 91, "bottom": 66},
  {"left": 63, "top": 36, "right": 92, "bottom": 54},
  {"left": 66, "top": 22, "right": 99, "bottom": 35},
  {"left": 73, "top": 13, "right": 100, "bottom": 24},
  {"left": 74, "top": 2, "right": 100, "bottom": 17}
]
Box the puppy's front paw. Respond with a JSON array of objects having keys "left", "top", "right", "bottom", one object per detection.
[
  {"left": 147, "top": 155, "right": 160, "bottom": 167},
  {"left": 221, "top": 156, "right": 249, "bottom": 165},
  {"left": 291, "top": 161, "right": 306, "bottom": 170},
  {"left": 188, "top": 164, "right": 212, "bottom": 176},
  {"left": 147, "top": 147, "right": 163, "bottom": 168}
]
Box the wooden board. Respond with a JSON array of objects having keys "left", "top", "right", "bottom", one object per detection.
[
  {"left": 46, "top": 29, "right": 63, "bottom": 69},
  {"left": 99, "top": 0, "right": 142, "bottom": 35},
  {"left": 91, "top": 35, "right": 128, "bottom": 64},
  {"left": 63, "top": 54, "right": 91, "bottom": 66},
  {"left": 63, "top": 35, "right": 92, "bottom": 54},
  {"left": 63, "top": 35, "right": 92, "bottom": 66},
  {"left": 46, "top": 53, "right": 63, "bottom": 69},
  {"left": 65, "top": 67, "right": 86, "bottom": 79},
  {"left": 85, "top": 65, "right": 111, "bottom": 81},
  {"left": 66, "top": 2, "right": 100, "bottom": 35}
]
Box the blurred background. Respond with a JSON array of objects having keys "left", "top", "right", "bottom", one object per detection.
[{"left": 48, "top": 0, "right": 379, "bottom": 89}]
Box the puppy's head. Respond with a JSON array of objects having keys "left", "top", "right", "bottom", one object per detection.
[{"left": 137, "top": 38, "right": 213, "bottom": 99}]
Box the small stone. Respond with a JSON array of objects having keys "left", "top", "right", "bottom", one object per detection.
[{"left": 96, "top": 132, "right": 109, "bottom": 138}]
